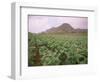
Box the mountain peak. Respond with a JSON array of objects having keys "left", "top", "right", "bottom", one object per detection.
[
  {"left": 60, "top": 23, "right": 72, "bottom": 27},
  {"left": 58, "top": 23, "right": 74, "bottom": 30},
  {"left": 41, "top": 23, "right": 87, "bottom": 34}
]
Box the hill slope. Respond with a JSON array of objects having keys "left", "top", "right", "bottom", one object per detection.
[{"left": 41, "top": 23, "right": 87, "bottom": 34}]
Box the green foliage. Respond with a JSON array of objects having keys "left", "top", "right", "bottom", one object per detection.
[{"left": 28, "top": 32, "right": 88, "bottom": 66}]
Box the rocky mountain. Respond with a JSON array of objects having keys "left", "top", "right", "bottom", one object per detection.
[{"left": 41, "top": 23, "right": 87, "bottom": 34}]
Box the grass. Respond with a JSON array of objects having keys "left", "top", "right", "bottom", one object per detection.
[{"left": 28, "top": 32, "right": 88, "bottom": 66}]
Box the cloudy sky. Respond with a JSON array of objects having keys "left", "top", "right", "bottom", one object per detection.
[{"left": 28, "top": 15, "right": 88, "bottom": 33}]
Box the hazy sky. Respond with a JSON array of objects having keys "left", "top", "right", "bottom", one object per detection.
[{"left": 28, "top": 15, "right": 88, "bottom": 33}]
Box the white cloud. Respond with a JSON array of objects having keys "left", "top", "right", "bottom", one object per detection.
[{"left": 29, "top": 16, "right": 51, "bottom": 33}]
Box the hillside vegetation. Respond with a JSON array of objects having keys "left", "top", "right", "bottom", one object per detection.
[{"left": 28, "top": 23, "right": 88, "bottom": 66}]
